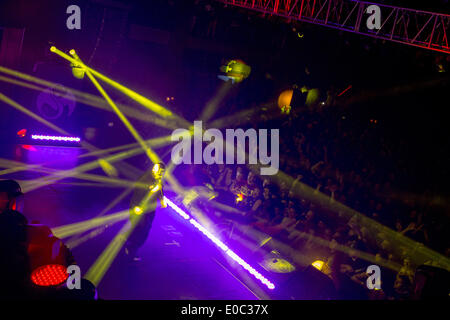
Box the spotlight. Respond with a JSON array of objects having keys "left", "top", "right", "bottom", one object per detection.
[
  {"left": 219, "top": 59, "right": 251, "bottom": 83},
  {"left": 261, "top": 253, "right": 296, "bottom": 273},
  {"left": 312, "top": 260, "right": 325, "bottom": 271},
  {"left": 278, "top": 86, "right": 323, "bottom": 114},
  {"left": 68, "top": 49, "right": 85, "bottom": 79},
  {"left": 133, "top": 206, "right": 143, "bottom": 215},
  {"left": 71, "top": 63, "right": 85, "bottom": 79},
  {"left": 305, "top": 88, "right": 321, "bottom": 107},
  {"left": 152, "top": 163, "right": 161, "bottom": 174},
  {"left": 277, "top": 89, "right": 294, "bottom": 114}
]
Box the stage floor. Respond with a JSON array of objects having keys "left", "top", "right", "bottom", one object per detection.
[
  {"left": 0, "top": 144, "right": 265, "bottom": 299},
  {"left": 71, "top": 204, "right": 260, "bottom": 300}
]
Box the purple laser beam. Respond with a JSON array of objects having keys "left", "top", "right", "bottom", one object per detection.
[{"left": 163, "top": 197, "right": 275, "bottom": 290}]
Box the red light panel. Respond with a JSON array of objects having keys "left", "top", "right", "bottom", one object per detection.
[{"left": 31, "top": 264, "right": 68, "bottom": 287}]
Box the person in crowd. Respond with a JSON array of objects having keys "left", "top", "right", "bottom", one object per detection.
[{"left": 175, "top": 102, "right": 449, "bottom": 299}]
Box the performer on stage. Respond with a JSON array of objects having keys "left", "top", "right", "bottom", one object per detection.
[{"left": 125, "top": 162, "right": 167, "bottom": 261}]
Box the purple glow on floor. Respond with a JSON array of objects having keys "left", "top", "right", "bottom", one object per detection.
[{"left": 163, "top": 196, "right": 275, "bottom": 290}]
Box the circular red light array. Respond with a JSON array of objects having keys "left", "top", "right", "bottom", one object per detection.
[{"left": 31, "top": 264, "right": 68, "bottom": 287}]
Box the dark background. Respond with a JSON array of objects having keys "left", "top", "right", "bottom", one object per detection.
[{"left": 0, "top": 0, "right": 449, "bottom": 192}]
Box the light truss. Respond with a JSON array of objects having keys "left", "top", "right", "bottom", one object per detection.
[{"left": 217, "top": 0, "right": 450, "bottom": 54}]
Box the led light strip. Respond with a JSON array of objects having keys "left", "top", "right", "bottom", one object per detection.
[
  {"left": 164, "top": 197, "right": 275, "bottom": 290},
  {"left": 31, "top": 135, "right": 81, "bottom": 142}
]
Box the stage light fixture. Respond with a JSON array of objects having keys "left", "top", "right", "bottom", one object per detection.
[
  {"left": 278, "top": 86, "right": 322, "bottom": 114},
  {"left": 68, "top": 49, "right": 86, "bottom": 79},
  {"left": 71, "top": 64, "right": 85, "bottom": 79},
  {"left": 277, "top": 89, "right": 293, "bottom": 114},
  {"left": 312, "top": 260, "right": 325, "bottom": 271},
  {"left": 31, "top": 264, "right": 69, "bottom": 287},
  {"left": 219, "top": 59, "right": 251, "bottom": 83},
  {"left": 152, "top": 163, "right": 161, "bottom": 175},
  {"left": 31, "top": 135, "right": 81, "bottom": 142}
]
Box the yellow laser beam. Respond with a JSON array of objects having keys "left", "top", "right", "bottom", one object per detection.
[
  {"left": 178, "top": 103, "right": 450, "bottom": 272},
  {"left": 70, "top": 50, "right": 160, "bottom": 164},
  {"left": 19, "top": 134, "right": 181, "bottom": 192},
  {"left": 0, "top": 73, "right": 177, "bottom": 129},
  {"left": 0, "top": 91, "right": 73, "bottom": 136},
  {"left": 84, "top": 202, "right": 157, "bottom": 286},
  {"left": 202, "top": 116, "right": 450, "bottom": 271},
  {"left": 84, "top": 222, "right": 130, "bottom": 286},
  {"left": 68, "top": 50, "right": 185, "bottom": 195},
  {"left": 51, "top": 47, "right": 181, "bottom": 121},
  {"left": 66, "top": 226, "right": 109, "bottom": 249},
  {"left": 251, "top": 168, "right": 450, "bottom": 271},
  {"left": 0, "top": 134, "right": 175, "bottom": 179},
  {"left": 66, "top": 185, "right": 136, "bottom": 247},
  {"left": 232, "top": 220, "right": 401, "bottom": 272},
  {"left": 51, "top": 210, "right": 130, "bottom": 239},
  {"left": 22, "top": 147, "right": 142, "bottom": 192},
  {"left": 0, "top": 158, "right": 149, "bottom": 191},
  {"left": 200, "top": 81, "right": 233, "bottom": 122},
  {"left": 68, "top": 48, "right": 187, "bottom": 195},
  {"left": 51, "top": 47, "right": 188, "bottom": 195},
  {"left": 0, "top": 90, "right": 143, "bottom": 180},
  {"left": 208, "top": 103, "right": 277, "bottom": 129}
]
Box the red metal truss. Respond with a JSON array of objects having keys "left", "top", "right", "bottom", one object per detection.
[{"left": 216, "top": 0, "right": 450, "bottom": 54}]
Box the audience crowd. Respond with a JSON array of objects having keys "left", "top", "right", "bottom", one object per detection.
[{"left": 180, "top": 106, "right": 450, "bottom": 300}]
